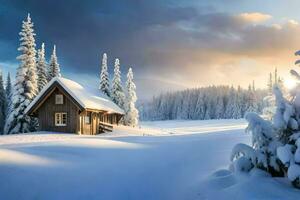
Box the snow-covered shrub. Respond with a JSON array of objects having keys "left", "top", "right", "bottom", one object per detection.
[
  {"left": 231, "top": 113, "right": 282, "bottom": 174},
  {"left": 230, "top": 71, "right": 300, "bottom": 188},
  {"left": 230, "top": 143, "right": 256, "bottom": 172}
]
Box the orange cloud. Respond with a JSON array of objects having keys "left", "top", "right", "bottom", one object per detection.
[{"left": 239, "top": 12, "right": 272, "bottom": 23}]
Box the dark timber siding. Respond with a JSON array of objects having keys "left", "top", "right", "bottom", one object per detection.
[
  {"left": 29, "top": 82, "right": 124, "bottom": 134},
  {"left": 37, "top": 88, "right": 79, "bottom": 133}
]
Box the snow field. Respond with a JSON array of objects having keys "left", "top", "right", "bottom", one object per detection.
[{"left": 0, "top": 119, "right": 299, "bottom": 199}]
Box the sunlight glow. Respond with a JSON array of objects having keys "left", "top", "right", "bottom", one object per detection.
[{"left": 284, "top": 79, "right": 297, "bottom": 89}]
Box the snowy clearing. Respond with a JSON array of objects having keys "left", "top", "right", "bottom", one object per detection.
[{"left": 0, "top": 119, "right": 299, "bottom": 200}]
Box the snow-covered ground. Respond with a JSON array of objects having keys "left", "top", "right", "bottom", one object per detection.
[{"left": 0, "top": 119, "right": 299, "bottom": 200}]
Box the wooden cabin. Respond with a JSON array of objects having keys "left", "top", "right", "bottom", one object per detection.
[{"left": 25, "top": 77, "right": 124, "bottom": 135}]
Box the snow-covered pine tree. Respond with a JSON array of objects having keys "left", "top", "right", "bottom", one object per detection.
[
  {"left": 5, "top": 14, "right": 38, "bottom": 134},
  {"left": 225, "top": 87, "right": 236, "bottom": 118},
  {"left": 232, "top": 88, "right": 242, "bottom": 119},
  {"left": 0, "top": 71, "right": 6, "bottom": 134},
  {"left": 48, "top": 45, "right": 61, "bottom": 81},
  {"left": 194, "top": 93, "right": 205, "bottom": 120},
  {"left": 124, "top": 68, "right": 139, "bottom": 127},
  {"left": 111, "top": 58, "right": 125, "bottom": 108},
  {"left": 5, "top": 72, "right": 12, "bottom": 116},
  {"left": 268, "top": 72, "right": 273, "bottom": 94},
  {"left": 245, "top": 85, "right": 257, "bottom": 112},
  {"left": 215, "top": 96, "right": 224, "bottom": 119},
  {"left": 36, "top": 43, "right": 48, "bottom": 91},
  {"left": 99, "top": 53, "right": 110, "bottom": 97},
  {"left": 274, "top": 68, "right": 278, "bottom": 85}
]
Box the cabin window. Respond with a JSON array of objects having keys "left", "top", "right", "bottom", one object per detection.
[
  {"left": 55, "top": 94, "right": 64, "bottom": 104},
  {"left": 85, "top": 112, "right": 91, "bottom": 124},
  {"left": 55, "top": 113, "right": 67, "bottom": 126}
]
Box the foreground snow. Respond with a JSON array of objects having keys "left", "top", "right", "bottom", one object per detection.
[{"left": 0, "top": 119, "right": 299, "bottom": 199}]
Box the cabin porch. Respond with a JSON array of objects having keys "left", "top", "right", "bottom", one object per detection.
[{"left": 78, "top": 110, "right": 123, "bottom": 135}]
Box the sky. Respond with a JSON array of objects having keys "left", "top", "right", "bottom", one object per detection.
[{"left": 1, "top": 0, "right": 300, "bottom": 100}]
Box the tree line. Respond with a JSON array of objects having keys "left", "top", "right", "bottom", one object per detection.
[
  {"left": 99, "top": 53, "right": 139, "bottom": 127},
  {"left": 2, "top": 14, "right": 61, "bottom": 134},
  {"left": 139, "top": 85, "right": 267, "bottom": 121},
  {"left": 0, "top": 14, "right": 139, "bottom": 134}
]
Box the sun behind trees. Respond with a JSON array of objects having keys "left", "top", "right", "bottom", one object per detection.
[{"left": 230, "top": 51, "right": 300, "bottom": 189}]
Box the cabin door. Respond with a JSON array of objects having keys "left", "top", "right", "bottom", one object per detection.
[{"left": 92, "top": 113, "right": 97, "bottom": 135}]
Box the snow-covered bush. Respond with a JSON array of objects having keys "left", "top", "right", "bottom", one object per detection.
[
  {"left": 230, "top": 66, "right": 300, "bottom": 188},
  {"left": 230, "top": 143, "right": 256, "bottom": 172},
  {"left": 231, "top": 112, "right": 282, "bottom": 174}
]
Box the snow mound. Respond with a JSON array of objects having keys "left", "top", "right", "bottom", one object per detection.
[
  {"left": 199, "top": 168, "right": 300, "bottom": 200},
  {"left": 206, "top": 170, "right": 237, "bottom": 190}
]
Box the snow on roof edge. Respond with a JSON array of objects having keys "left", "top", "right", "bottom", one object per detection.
[{"left": 25, "top": 77, "right": 124, "bottom": 115}]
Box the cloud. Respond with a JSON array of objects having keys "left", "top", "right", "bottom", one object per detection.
[
  {"left": 238, "top": 12, "right": 272, "bottom": 23},
  {"left": 287, "top": 19, "right": 299, "bottom": 26},
  {"left": 0, "top": 0, "right": 300, "bottom": 99}
]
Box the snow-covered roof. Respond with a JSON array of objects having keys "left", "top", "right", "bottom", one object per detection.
[{"left": 25, "top": 77, "right": 124, "bottom": 115}]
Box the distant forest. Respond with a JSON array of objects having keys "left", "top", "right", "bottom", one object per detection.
[{"left": 139, "top": 85, "right": 268, "bottom": 121}]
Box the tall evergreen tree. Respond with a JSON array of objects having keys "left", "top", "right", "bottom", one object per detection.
[
  {"left": 246, "top": 85, "right": 256, "bottom": 112},
  {"left": 5, "top": 72, "right": 12, "bottom": 115},
  {"left": 215, "top": 96, "right": 224, "bottom": 119},
  {"left": 225, "top": 87, "right": 236, "bottom": 118},
  {"left": 0, "top": 71, "right": 6, "bottom": 134},
  {"left": 193, "top": 93, "right": 205, "bottom": 120},
  {"left": 36, "top": 43, "right": 48, "bottom": 91},
  {"left": 5, "top": 72, "right": 12, "bottom": 130},
  {"left": 5, "top": 14, "right": 38, "bottom": 134},
  {"left": 48, "top": 45, "right": 61, "bottom": 81},
  {"left": 252, "top": 80, "right": 255, "bottom": 91},
  {"left": 124, "top": 68, "right": 139, "bottom": 126},
  {"left": 99, "top": 53, "right": 110, "bottom": 97},
  {"left": 111, "top": 58, "right": 125, "bottom": 108},
  {"left": 267, "top": 72, "right": 273, "bottom": 94}
]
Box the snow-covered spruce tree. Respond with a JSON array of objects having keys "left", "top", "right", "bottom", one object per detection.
[
  {"left": 5, "top": 14, "right": 38, "bottom": 134},
  {"left": 194, "top": 93, "right": 205, "bottom": 120},
  {"left": 36, "top": 43, "right": 48, "bottom": 91},
  {"left": 215, "top": 96, "right": 224, "bottom": 119},
  {"left": 230, "top": 59, "right": 300, "bottom": 188},
  {"left": 245, "top": 85, "right": 257, "bottom": 113},
  {"left": 111, "top": 58, "right": 125, "bottom": 108},
  {"left": 124, "top": 68, "right": 139, "bottom": 127},
  {"left": 0, "top": 71, "right": 6, "bottom": 134},
  {"left": 99, "top": 53, "right": 110, "bottom": 97},
  {"left": 225, "top": 87, "right": 236, "bottom": 118},
  {"left": 47, "top": 45, "right": 61, "bottom": 81},
  {"left": 4, "top": 72, "right": 12, "bottom": 134},
  {"left": 5, "top": 72, "right": 12, "bottom": 116}
]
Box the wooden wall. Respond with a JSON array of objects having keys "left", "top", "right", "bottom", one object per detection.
[
  {"left": 34, "top": 86, "right": 124, "bottom": 135},
  {"left": 79, "top": 112, "right": 123, "bottom": 135},
  {"left": 37, "top": 88, "right": 80, "bottom": 133}
]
